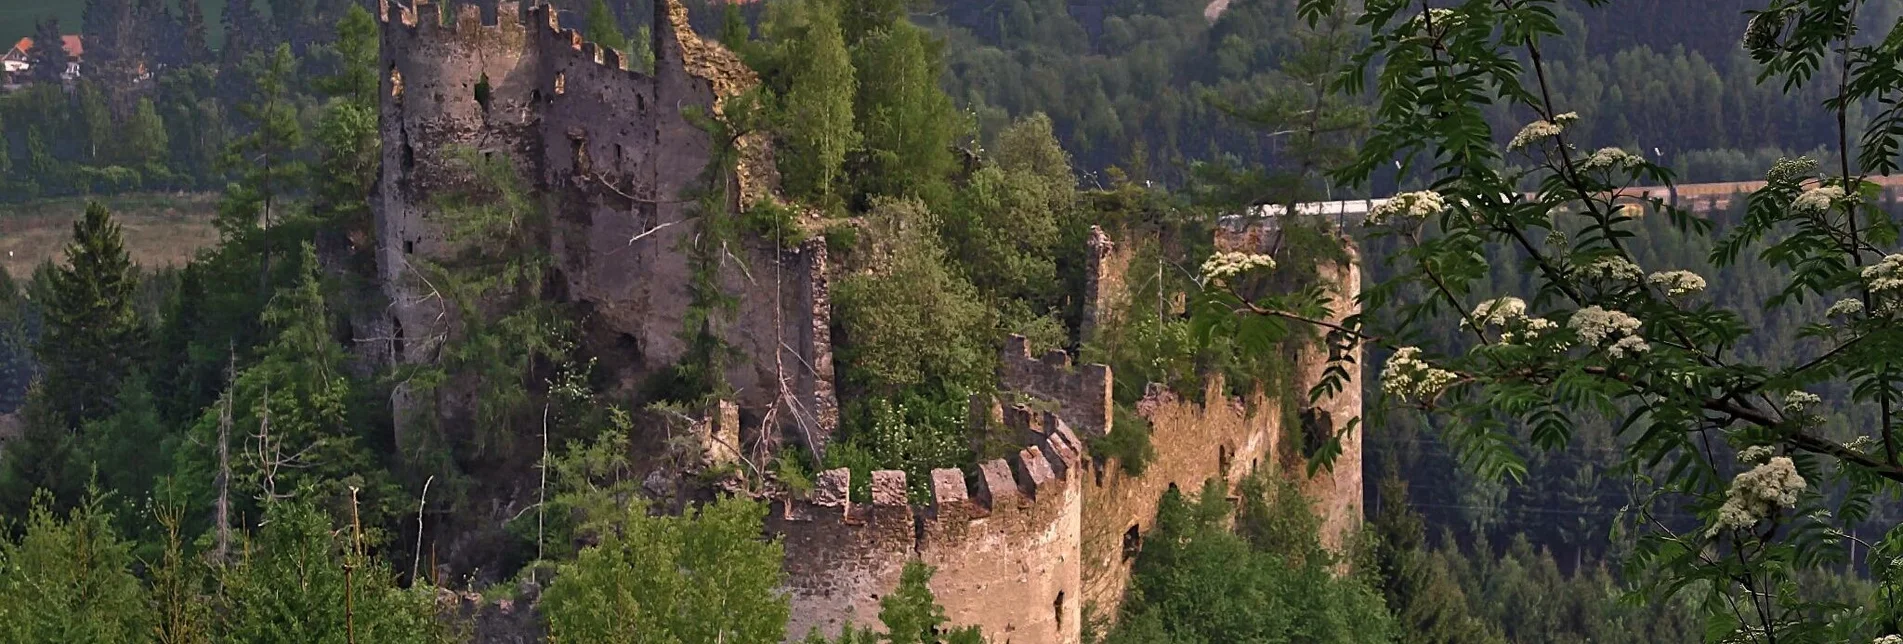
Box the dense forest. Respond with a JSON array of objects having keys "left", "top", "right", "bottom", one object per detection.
[{"left": 2, "top": 0, "right": 1903, "bottom": 641}]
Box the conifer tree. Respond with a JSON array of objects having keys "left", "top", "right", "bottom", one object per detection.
[
  {"left": 778, "top": 0, "right": 858, "bottom": 206},
  {"left": 215, "top": 501, "right": 441, "bottom": 642},
  {"left": 312, "top": 6, "right": 380, "bottom": 234},
  {"left": 33, "top": 202, "right": 143, "bottom": 426},
  {"left": 852, "top": 22, "right": 958, "bottom": 203},
  {"left": 0, "top": 491, "right": 152, "bottom": 643},
  {"left": 179, "top": 0, "right": 211, "bottom": 64},
  {"left": 28, "top": 18, "right": 67, "bottom": 84},
  {"left": 583, "top": 0, "right": 629, "bottom": 52}
]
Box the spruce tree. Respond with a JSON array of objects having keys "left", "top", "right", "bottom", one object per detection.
[
  {"left": 0, "top": 491, "right": 152, "bottom": 643},
  {"left": 583, "top": 0, "right": 629, "bottom": 52},
  {"left": 28, "top": 18, "right": 66, "bottom": 84},
  {"left": 778, "top": 0, "right": 858, "bottom": 206},
  {"left": 32, "top": 202, "right": 143, "bottom": 426}
]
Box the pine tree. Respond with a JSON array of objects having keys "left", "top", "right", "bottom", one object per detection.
[
  {"left": 778, "top": 0, "right": 858, "bottom": 206},
  {"left": 216, "top": 501, "right": 441, "bottom": 642},
  {"left": 312, "top": 6, "right": 380, "bottom": 234},
  {"left": 32, "top": 202, "right": 144, "bottom": 426},
  {"left": 583, "top": 0, "right": 628, "bottom": 52},
  {"left": 1371, "top": 474, "right": 1505, "bottom": 644},
  {"left": 221, "top": 0, "right": 269, "bottom": 63}
]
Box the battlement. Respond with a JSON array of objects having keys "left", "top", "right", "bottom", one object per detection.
[
  {"left": 771, "top": 403, "right": 1084, "bottom": 641},
  {"left": 998, "top": 335, "right": 1113, "bottom": 437}
]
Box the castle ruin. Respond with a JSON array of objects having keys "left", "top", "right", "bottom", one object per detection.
[{"left": 375, "top": 4, "right": 1363, "bottom": 642}]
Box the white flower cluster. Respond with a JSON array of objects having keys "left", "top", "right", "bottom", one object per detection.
[
  {"left": 1466, "top": 297, "right": 1526, "bottom": 327},
  {"left": 1366, "top": 191, "right": 1446, "bottom": 226},
  {"left": 1791, "top": 185, "right": 1844, "bottom": 216},
  {"left": 1201, "top": 252, "right": 1276, "bottom": 284},
  {"left": 1582, "top": 256, "right": 1643, "bottom": 282},
  {"left": 1846, "top": 435, "right": 1876, "bottom": 454},
  {"left": 1863, "top": 254, "right": 1903, "bottom": 294},
  {"left": 1873, "top": 635, "right": 1903, "bottom": 644},
  {"left": 1738, "top": 445, "right": 1777, "bottom": 464},
  {"left": 1463, "top": 296, "right": 1558, "bottom": 344},
  {"left": 1765, "top": 156, "right": 1818, "bottom": 184},
  {"left": 1381, "top": 347, "right": 1459, "bottom": 401},
  {"left": 1646, "top": 270, "right": 1707, "bottom": 297},
  {"left": 1569, "top": 306, "right": 1649, "bottom": 358},
  {"left": 1707, "top": 456, "right": 1806, "bottom": 537},
  {"left": 1783, "top": 390, "right": 1820, "bottom": 414},
  {"left": 1509, "top": 119, "right": 1564, "bottom": 151},
  {"left": 1827, "top": 298, "right": 1865, "bottom": 318},
  {"left": 1581, "top": 147, "right": 1643, "bottom": 171}
]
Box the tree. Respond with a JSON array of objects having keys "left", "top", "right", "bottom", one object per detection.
[
  {"left": 311, "top": 6, "right": 380, "bottom": 235},
  {"left": 1222, "top": 0, "right": 1903, "bottom": 639},
  {"left": 812, "top": 562, "right": 986, "bottom": 643},
  {"left": 123, "top": 98, "right": 172, "bottom": 174},
  {"left": 215, "top": 501, "right": 443, "bottom": 643},
  {"left": 178, "top": 0, "right": 211, "bottom": 64},
  {"left": 583, "top": 0, "right": 628, "bottom": 53},
  {"left": 541, "top": 496, "right": 791, "bottom": 643},
  {"left": 777, "top": 0, "right": 859, "bottom": 207},
  {"left": 28, "top": 18, "right": 67, "bottom": 84},
  {"left": 852, "top": 22, "right": 959, "bottom": 204},
  {"left": 1369, "top": 475, "right": 1504, "bottom": 644},
  {"left": 0, "top": 491, "right": 152, "bottom": 643},
  {"left": 1106, "top": 477, "right": 1394, "bottom": 643},
  {"left": 833, "top": 197, "right": 994, "bottom": 397},
  {"left": 33, "top": 201, "right": 143, "bottom": 426},
  {"left": 941, "top": 113, "right": 1070, "bottom": 308}
]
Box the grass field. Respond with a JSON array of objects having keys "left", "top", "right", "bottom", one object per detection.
[
  {"left": 1, "top": 0, "right": 230, "bottom": 54},
  {"left": 0, "top": 193, "right": 221, "bottom": 278}
]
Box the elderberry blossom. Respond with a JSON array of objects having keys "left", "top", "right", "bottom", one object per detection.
[
  {"left": 1765, "top": 156, "right": 1817, "bottom": 184},
  {"left": 1570, "top": 306, "right": 1648, "bottom": 358},
  {"left": 1381, "top": 347, "right": 1458, "bottom": 401},
  {"left": 1582, "top": 256, "right": 1643, "bottom": 282},
  {"left": 1408, "top": 7, "right": 1456, "bottom": 34},
  {"left": 1707, "top": 456, "right": 1806, "bottom": 537},
  {"left": 1827, "top": 298, "right": 1864, "bottom": 318},
  {"left": 1201, "top": 252, "right": 1276, "bottom": 284},
  {"left": 1783, "top": 391, "right": 1820, "bottom": 414},
  {"left": 1874, "top": 636, "right": 1903, "bottom": 644},
  {"left": 1863, "top": 254, "right": 1903, "bottom": 293},
  {"left": 1791, "top": 185, "right": 1844, "bottom": 216},
  {"left": 1365, "top": 191, "right": 1446, "bottom": 226},
  {"left": 1580, "top": 147, "right": 1642, "bottom": 171}
]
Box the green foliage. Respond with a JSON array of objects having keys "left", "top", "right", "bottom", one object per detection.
[
  {"left": 541, "top": 497, "right": 790, "bottom": 644},
  {"left": 215, "top": 501, "right": 445, "bottom": 643},
  {"left": 1089, "top": 404, "right": 1155, "bottom": 477},
  {"left": 217, "top": 44, "right": 306, "bottom": 241},
  {"left": 775, "top": 0, "right": 860, "bottom": 206},
  {"left": 32, "top": 201, "right": 144, "bottom": 426},
  {"left": 583, "top": 0, "right": 629, "bottom": 53},
  {"left": 0, "top": 490, "right": 152, "bottom": 643},
  {"left": 852, "top": 21, "right": 961, "bottom": 204},
  {"left": 1108, "top": 476, "right": 1394, "bottom": 643},
  {"left": 941, "top": 113, "right": 1070, "bottom": 309},
  {"left": 826, "top": 395, "right": 973, "bottom": 503},
  {"left": 834, "top": 197, "right": 995, "bottom": 397},
  {"left": 1367, "top": 475, "right": 1504, "bottom": 644}
]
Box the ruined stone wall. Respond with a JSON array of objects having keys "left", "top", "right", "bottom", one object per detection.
[
  {"left": 770, "top": 410, "right": 1085, "bottom": 643},
  {"left": 376, "top": 0, "right": 837, "bottom": 449},
  {"left": 998, "top": 336, "right": 1113, "bottom": 437}
]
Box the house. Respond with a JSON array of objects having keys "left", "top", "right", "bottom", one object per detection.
[{"left": 3, "top": 35, "right": 85, "bottom": 85}]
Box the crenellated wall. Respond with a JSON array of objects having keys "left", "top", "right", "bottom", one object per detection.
[
  {"left": 769, "top": 408, "right": 1085, "bottom": 643},
  {"left": 375, "top": 0, "right": 837, "bottom": 451}
]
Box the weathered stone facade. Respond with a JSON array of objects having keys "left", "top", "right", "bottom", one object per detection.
[
  {"left": 375, "top": 0, "right": 836, "bottom": 449},
  {"left": 770, "top": 410, "right": 1085, "bottom": 643}
]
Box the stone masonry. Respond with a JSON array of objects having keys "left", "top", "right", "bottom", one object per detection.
[{"left": 375, "top": 0, "right": 837, "bottom": 450}]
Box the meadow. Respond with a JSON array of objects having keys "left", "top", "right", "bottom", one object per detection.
[{"left": 0, "top": 193, "right": 221, "bottom": 277}]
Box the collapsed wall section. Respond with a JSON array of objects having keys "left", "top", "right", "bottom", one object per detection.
[{"left": 769, "top": 408, "right": 1084, "bottom": 643}]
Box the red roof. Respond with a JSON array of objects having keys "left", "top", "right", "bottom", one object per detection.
[{"left": 11, "top": 35, "right": 83, "bottom": 59}]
